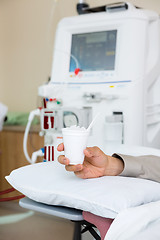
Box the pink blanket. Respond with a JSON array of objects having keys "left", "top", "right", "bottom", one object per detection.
[{"left": 83, "top": 211, "right": 114, "bottom": 240}]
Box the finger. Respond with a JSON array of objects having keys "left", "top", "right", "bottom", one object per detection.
[
  {"left": 84, "top": 146, "right": 101, "bottom": 158},
  {"left": 84, "top": 148, "right": 93, "bottom": 158},
  {"left": 58, "top": 155, "right": 70, "bottom": 165},
  {"left": 57, "top": 143, "right": 64, "bottom": 152},
  {"left": 65, "top": 164, "right": 83, "bottom": 172}
]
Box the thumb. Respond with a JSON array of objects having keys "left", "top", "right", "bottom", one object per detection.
[{"left": 57, "top": 143, "right": 64, "bottom": 152}]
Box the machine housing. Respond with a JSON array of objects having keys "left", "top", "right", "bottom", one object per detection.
[{"left": 38, "top": 2, "right": 160, "bottom": 159}]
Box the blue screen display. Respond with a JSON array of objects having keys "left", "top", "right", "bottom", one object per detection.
[{"left": 69, "top": 30, "right": 117, "bottom": 72}]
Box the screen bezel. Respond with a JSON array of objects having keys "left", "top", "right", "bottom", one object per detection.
[
  {"left": 51, "top": 20, "right": 125, "bottom": 83},
  {"left": 65, "top": 25, "right": 120, "bottom": 82}
]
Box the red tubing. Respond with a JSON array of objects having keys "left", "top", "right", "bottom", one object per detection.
[
  {"left": 0, "top": 195, "right": 25, "bottom": 202},
  {"left": 0, "top": 187, "right": 25, "bottom": 202},
  {"left": 0, "top": 187, "right": 15, "bottom": 195}
]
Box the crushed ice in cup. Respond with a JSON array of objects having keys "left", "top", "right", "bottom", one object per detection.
[{"left": 65, "top": 125, "right": 87, "bottom": 131}]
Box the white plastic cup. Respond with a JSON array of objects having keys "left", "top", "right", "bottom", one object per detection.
[{"left": 62, "top": 127, "right": 89, "bottom": 165}]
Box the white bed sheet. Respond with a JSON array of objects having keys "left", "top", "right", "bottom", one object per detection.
[{"left": 105, "top": 200, "right": 160, "bottom": 240}]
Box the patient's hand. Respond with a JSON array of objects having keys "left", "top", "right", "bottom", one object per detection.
[{"left": 57, "top": 144, "right": 124, "bottom": 179}]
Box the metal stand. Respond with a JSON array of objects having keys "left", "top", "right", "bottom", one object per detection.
[
  {"left": 73, "top": 221, "right": 82, "bottom": 240},
  {"left": 72, "top": 220, "right": 101, "bottom": 240}
]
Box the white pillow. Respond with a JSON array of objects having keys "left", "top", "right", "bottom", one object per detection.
[{"left": 6, "top": 161, "right": 160, "bottom": 219}]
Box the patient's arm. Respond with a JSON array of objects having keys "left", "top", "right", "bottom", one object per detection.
[
  {"left": 58, "top": 143, "right": 160, "bottom": 182},
  {"left": 57, "top": 144, "right": 124, "bottom": 179},
  {"left": 114, "top": 154, "right": 160, "bottom": 183}
]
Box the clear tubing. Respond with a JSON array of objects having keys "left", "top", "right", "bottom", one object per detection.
[
  {"left": 23, "top": 109, "right": 40, "bottom": 164},
  {"left": 23, "top": 119, "right": 33, "bottom": 164},
  {"left": 49, "top": 48, "right": 80, "bottom": 99},
  {"left": 78, "top": 0, "right": 86, "bottom": 3},
  {"left": 31, "top": 149, "right": 44, "bottom": 164},
  {"left": 46, "top": 0, "right": 59, "bottom": 50}
]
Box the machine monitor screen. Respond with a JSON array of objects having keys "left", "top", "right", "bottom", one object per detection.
[{"left": 69, "top": 30, "right": 117, "bottom": 72}]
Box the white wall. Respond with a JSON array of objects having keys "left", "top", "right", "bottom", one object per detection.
[{"left": 0, "top": 0, "right": 160, "bottom": 112}]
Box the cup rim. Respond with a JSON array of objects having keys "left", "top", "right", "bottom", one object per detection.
[{"left": 62, "top": 128, "right": 89, "bottom": 135}]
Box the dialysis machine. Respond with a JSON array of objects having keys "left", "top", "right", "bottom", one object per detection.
[{"left": 24, "top": 2, "right": 160, "bottom": 163}]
